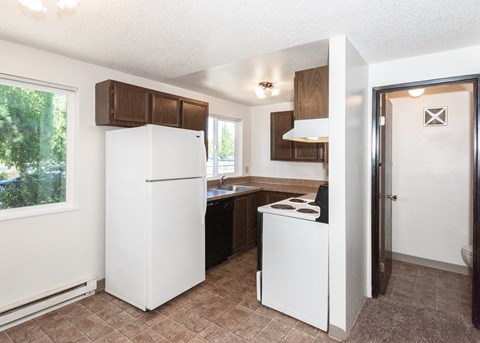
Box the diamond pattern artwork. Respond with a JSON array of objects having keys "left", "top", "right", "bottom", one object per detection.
[{"left": 424, "top": 107, "right": 448, "bottom": 126}]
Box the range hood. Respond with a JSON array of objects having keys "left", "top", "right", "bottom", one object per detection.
[
  {"left": 283, "top": 65, "right": 329, "bottom": 143},
  {"left": 283, "top": 118, "right": 329, "bottom": 143}
]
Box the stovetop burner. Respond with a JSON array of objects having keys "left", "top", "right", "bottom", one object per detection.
[
  {"left": 308, "top": 202, "right": 319, "bottom": 206},
  {"left": 289, "top": 198, "right": 307, "bottom": 203},
  {"left": 297, "top": 208, "right": 319, "bottom": 214},
  {"left": 271, "top": 204, "right": 296, "bottom": 210}
]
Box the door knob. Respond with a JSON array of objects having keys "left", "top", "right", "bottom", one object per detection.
[{"left": 387, "top": 194, "right": 398, "bottom": 201}]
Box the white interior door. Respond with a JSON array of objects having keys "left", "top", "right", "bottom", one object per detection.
[{"left": 146, "top": 177, "right": 206, "bottom": 309}]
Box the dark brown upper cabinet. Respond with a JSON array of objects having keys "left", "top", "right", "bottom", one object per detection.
[
  {"left": 96, "top": 80, "right": 150, "bottom": 126},
  {"left": 270, "top": 110, "right": 327, "bottom": 163},
  {"left": 294, "top": 141, "right": 322, "bottom": 161},
  {"left": 181, "top": 100, "right": 209, "bottom": 132},
  {"left": 151, "top": 92, "right": 181, "bottom": 127},
  {"left": 96, "top": 80, "right": 209, "bottom": 132},
  {"left": 294, "top": 65, "right": 329, "bottom": 120},
  {"left": 181, "top": 100, "right": 209, "bottom": 150},
  {"left": 270, "top": 111, "right": 294, "bottom": 161}
]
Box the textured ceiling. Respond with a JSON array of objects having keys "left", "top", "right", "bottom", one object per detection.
[
  {"left": 1, "top": 0, "right": 480, "bottom": 105},
  {"left": 166, "top": 40, "right": 329, "bottom": 106}
]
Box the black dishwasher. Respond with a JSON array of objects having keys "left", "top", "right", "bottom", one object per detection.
[{"left": 205, "top": 198, "right": 233, "bottom": 269}]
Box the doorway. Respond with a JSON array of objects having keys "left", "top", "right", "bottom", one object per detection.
[{"left": 371, "top": 74, "right": 480, "bottom": 328}]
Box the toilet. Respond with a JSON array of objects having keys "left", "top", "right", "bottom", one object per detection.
[{"left": 461, "top": 245, "right": 473, "bottom": 268}]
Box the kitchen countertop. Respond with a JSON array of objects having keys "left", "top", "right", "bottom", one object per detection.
[{"left": 207, "top": 176, "right": 326, "bottom": 201}]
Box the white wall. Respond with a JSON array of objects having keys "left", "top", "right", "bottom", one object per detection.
[
  {"left": 250, "top": 102, "right": 328, "bottom": 180},
  {"left": 328, "top": 36, "right": 368, "bottom": 338},
  {"left": 367, "top": 44, "right": 480, "bottom": 296},
  {"left": 344, "top": 38, "right": 369, "bottom": 332},
  {"left": 390, "top": 89, "right": 472, "bottom": 265},
  {"left": 0, "top": 39, "right": 250, "bottom": 308}
]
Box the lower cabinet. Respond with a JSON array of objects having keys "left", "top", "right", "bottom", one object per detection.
[
  {"left": 261, "top": 191, "right": 303, "bottom": 205},
  {"left": 206, "top": 190, "right": 305, "bottom": 265},
  {"left": 205, "top": 198, "right": 233, "bottom": 269},
  {"left": 233, "top": 192, "right": 260, "bottom": 254}
]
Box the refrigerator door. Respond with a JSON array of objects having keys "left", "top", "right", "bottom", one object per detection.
[
  {"left": 146, "top": 177, "right": 206, "bottom": 309},
  {"left": 106, "top": 126, "right": 147, "bottom": 310},
  {"left": 146, "top": 125, "right": 206, "bottom": 181}
]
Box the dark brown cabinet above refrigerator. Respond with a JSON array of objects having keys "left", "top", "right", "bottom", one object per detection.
[{"left": 95, "top": 79, "right": 209, "bottom": 151}]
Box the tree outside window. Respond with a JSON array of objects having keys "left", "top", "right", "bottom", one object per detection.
[
  {"left": 0, "top": 82, "right": 68, "bottom": 210},
  {"left": 207, "top": 116, "right": 239, "bottom": 178}
]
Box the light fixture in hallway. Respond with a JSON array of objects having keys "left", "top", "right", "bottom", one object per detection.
[{"left": 408, "top": 88, "right": 425, "bottom": 97}]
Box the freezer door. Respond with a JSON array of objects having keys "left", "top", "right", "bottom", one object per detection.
[
  {"left": 146, "top": 124, "right": 206, "bottom": 180},
  {"left": 146, "top": 177, "right": 206, "bottom": 309}
]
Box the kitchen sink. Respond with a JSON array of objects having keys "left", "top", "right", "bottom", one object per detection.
[
  {"left": 213, "top": 184, "right": 258, "bottom": 192},
  {"left": 207, "top": 189, "right": 234, "bottom": 197}
]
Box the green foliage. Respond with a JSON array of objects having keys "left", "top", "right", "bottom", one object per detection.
[
  {"left": 0, "top": 84, "right": 67, "bottom": 209},
  {"left": 0, "top": 169, "right": 66, "bottom": 208},
  {"left": 218, "top": 123, "right": 234, "bottom": 159}
]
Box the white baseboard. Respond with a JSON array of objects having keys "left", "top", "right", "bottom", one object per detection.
[
  {"left": 392, "top": 252, "right": 470, "bottom": 275},
  {"left": 0, "top": 278, "right": 97, "bottom": 331},
  {"left": 328, "top": 324, "right": 347, "bottom": 341}
]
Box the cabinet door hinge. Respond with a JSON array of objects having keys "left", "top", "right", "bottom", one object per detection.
[{"left": 380, "top": 262, "right": 385, "bottom": 273}]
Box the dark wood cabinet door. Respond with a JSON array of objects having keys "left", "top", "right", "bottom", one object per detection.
[
  {"left": 182, "top": 101, "right": 208, "bottom": 132},
  {"left": 271, "top": 111, "right": 294, "bottom": 160},
  {"left": 182, "top": 100, "right": 209, "bottom": 157},
  {"left": 294, "top": 65, "right": 329, "bottom": 120},
  {"left": 248, "top": 193, "right": 260, "bottom": 246},
  {"left": 112, "top": 82, "right": 150, "bottom": 123},
  {"left": 233, "top": 195, "right": 250, "bottom": 253},
  {"left": 322, "top": 143, "right": 328, "bottom": 163},
  {"left": 151, "top": 92, "right": 180, "bottom": 127},
  {"left": 263, "top": 191, "right": 303, "bottom": 205},
  {"left": 96, "top": 80, "right": 210, "bottom": 131},
  {"left": 294, "top": 141, "right": 321, "bottom": 161}
]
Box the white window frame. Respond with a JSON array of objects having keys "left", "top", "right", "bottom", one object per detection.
[
  {"left": 0, "top": 74, "right": 78, "bottom": 222},
  {"left": 208, "top": 115, "right": 242, "bottom": 179}
]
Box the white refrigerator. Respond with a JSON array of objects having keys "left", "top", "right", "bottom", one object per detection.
[{"left": 105, "top": 124, "right": 207, "bottom": 310}]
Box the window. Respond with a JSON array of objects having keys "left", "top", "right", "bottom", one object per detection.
[
  {"left": 0, "top": 76, "right": 75, "bottom": 218},
  {"left": 207, "top": 116, "right": 241, "bottom": 178}
]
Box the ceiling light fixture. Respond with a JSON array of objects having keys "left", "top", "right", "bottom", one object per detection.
[
  {"left": 17, "top": 0, "right": 79, "bottom": 12},
  {"left": 255, "top": 82, "right": 280, "bottom": 99},
  {"left": 408, "top": 88, "right": 425, "bottom": 97}
]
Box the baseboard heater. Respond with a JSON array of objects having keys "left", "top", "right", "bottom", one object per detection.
[{"left": 0, "top": 277, "right": 97, "bottom": 331}]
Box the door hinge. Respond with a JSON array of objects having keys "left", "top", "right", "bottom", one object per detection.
[
  {"left": 380, "top": 262, "right": 385, "bottom": 273},
  {"left": 379, "top": 116, "right": 386, "bottom": 126}
]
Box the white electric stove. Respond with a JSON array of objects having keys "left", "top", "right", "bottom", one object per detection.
[
  {"left": 257, "top": 195, "right": 328, "bottom": 331},
  {"left": 257, "top": 197, "right": 321, "bottom": 221}
]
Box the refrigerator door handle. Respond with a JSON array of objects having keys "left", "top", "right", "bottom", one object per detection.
[
  {"left": 203, "top": 178, "right": 207, "bottom": 220},
  {"left": 201, "top": 133, "right": 207, "bottom": 219}
]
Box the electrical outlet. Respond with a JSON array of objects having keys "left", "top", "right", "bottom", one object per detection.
[{"left": 245, "top": 166, "right": 249, "bottom": 173}]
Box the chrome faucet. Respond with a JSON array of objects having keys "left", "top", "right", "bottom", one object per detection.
[{"left": 219, "top": 175, "right": 232, "bottom": 187}]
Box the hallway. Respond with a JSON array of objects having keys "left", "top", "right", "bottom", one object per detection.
[{"left": 347, "top": 260, "right": 478, "bottom": 342}]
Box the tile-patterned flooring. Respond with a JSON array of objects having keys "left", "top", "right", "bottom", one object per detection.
[
  {"left": 0, "top": 248, "right": 336, "bottom": 343},
  {"left": 382, "top": 259, "right": 472, "bottom": 322}
]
